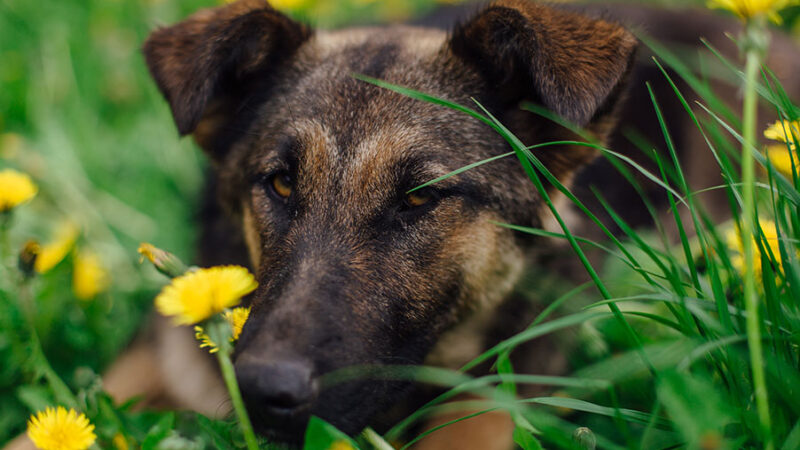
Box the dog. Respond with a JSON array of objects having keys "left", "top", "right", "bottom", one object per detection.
[
  {"left": 140, "top": 0, "right": 638, "bottom": 444},
  {"left": 136, "top": 0, "right": 800, "bottom": 448}
]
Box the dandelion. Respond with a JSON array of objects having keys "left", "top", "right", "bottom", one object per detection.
[
  {"left": 765, "top": 144, "right": 797, "bottom": 177},
  {"left": 112, "top": 433, "right": 129, "bottom": 450},
  {"left": 0, "top": 168, "right": 37, "bottom": 213},
  {"left": 707, "top": 0, "right": 791, "bottom": 22},
  {"left": 19, "top": 240, "right": 41, "bottom": 277},
  {"left": 226, "top": 0, "right": 305, "bottom": 9},
  {"left": 726, "top": 219, "right": 785, "bottom": 279},
  {"left": 763, "top": 120, "right": 799, "bottom": 177},
  {"left": 138, "top": 242, "right": 187, "bottom": 278},
  {"left": 73, "top": 249, "right": 110, "bottom": 300},
  {"left": 266, "top": 0, "right": 307, "bottom": 10},
  {"left": 224, "top": 307, "right": 251, "bottom": 341},
  {"left": 764, "top": 119, "right": 800, "bottom": 143},
  {"left": 155, "top": 266, "right": 257, "bottom": 325},
  {"left": 329, "top": 440, "right": 356, "bottom": 450},
  {"left": 35, "top": 222, "right": 79, "bottom": 273},
  {"left": 194, "top": 307, "right": 251, "bottom": 353},
  {"left": 194, "top": 326, "right": 220, "bottom": 353},
  {"left": 27, "top": 406, "right": 96, "bottom": 450}
]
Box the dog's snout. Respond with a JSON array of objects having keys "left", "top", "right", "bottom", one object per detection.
[{"left": 237, "top": 358, "right": 317, "bottom": 412}]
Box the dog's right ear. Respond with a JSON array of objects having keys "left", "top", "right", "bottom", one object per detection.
[{"left": 143, "top": 0, "right": 311, "bottom": 146}]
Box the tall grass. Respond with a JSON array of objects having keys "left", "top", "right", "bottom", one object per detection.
[{"left": 354, "top": 24, "right": 800, "bottom": 449}]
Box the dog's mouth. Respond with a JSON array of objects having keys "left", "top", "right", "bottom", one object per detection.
[
  {"left": 248, "top": 403, "right": 312, "bottom": 445},
  {"left": 240, "top": 367, "right": 409, "bottom": 445}
]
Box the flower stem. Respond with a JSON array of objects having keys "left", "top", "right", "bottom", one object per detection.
[
  {"left": 19, "top": 280, "right": 80, "bottom": 409},
  {"left": 741, "top": 18, "right": 773, "bottom": 450},
  {"left": 216, "top": 350, "right": 259, "bottom": 450}
]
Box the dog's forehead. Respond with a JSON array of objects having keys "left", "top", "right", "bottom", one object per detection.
[
  {"left": 312, "top": 26, "right": 446, "bottom": 65},
  {"left": 244, "top": 25, "right": 495, "bottom": 179},
  {"left": 284, "top": 25, "right": 463, "bottom": 132}
]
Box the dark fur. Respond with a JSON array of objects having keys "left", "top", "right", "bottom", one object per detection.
[{"left": 142, "top": 0, "right": 798, "bottom": 446}]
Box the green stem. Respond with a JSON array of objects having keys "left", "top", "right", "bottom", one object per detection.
[
  {"left": 361, "top": 428, "right": 394, "bottom": 450},
  {"left": 19, "top": 280, "right": 79, "bottom": 409},
  {"left": 741, "top": 18, "right": 772, "bottom": 450},
  {"left": 0, "top": 214, "right": 12, "bottom": 278},
  {"left": 216, "top": 350, "right": 260, "bottom": 450}
]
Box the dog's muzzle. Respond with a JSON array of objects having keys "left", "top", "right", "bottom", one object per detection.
[{"left": 236, "top": 355, "right": 318, "bottom": 440}]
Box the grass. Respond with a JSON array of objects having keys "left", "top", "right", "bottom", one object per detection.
[{"left": 2, "top": 0, "right": 800, "bottom": 448}]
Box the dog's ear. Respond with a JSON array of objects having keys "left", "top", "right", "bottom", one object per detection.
[
  {"left": 143, "top": 0, "right": 311, "bottom": 139},
  {"left": 449, "top": 0, "right": 637, "bottom": 128}
]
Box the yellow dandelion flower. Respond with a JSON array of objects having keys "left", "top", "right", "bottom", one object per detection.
[
  {"left": 329, "top": 440, "right": 356, "bottom": 450},
  {"left": 112, "top": 433, "right": 129, "bottom": 450},
  {"left": 764, "top": 119, "right": 800, "bottom": 143},
  {"left": 229, "top": 0, "right": 306, "bottom": 9},
  {"left": 196, "top": 307, "right": 251, "bottom": 353},
  {"left": 726, "top": 219, "right": 786, "bottom": 279},
  {"left": 73, "top": 250, "right": 110, "bottom": 301},
  {"left": 270, "top": 0, "right": 307, "bottom": 10},
  {"left": 223, "top": 306, "right": 251, "bottom": 341},
  {"left": 765, "top": 144, "right": 797, "bottom": 177},
  {"left": 708, "top": 0, "right": 790, "bottom": 22},
  {"left": 155, "top": 266, "right": 258, "bottom": 325},
  {"left": 194, "top": 326, "right": 220, "bottom": 353},
  {"left": 35, "top": 222, "right": 79, "bottom": 274},
  {"left": 0, "top": 168, "right": 37, "bottom": 212},
  {"left": 27, "top": 406, "right": 96, "bottom": 450}
]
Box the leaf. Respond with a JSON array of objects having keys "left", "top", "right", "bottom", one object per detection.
[
  {"left": 141, "top": 413, "right": 176, "bottom": 450},
  {"left": 15, "top": 385, "right": 54, "bottom": 414},
  {"left": 195, "top": 415, "right": 236, "bottom": 450},
  {"left": 304, "top": 416, "right": 360, "bottom": 450},
  {"left": 656, "top": 370, "right": 733, "bottom": 449},
  {"left": 513, "top": 426, "right": 544, "bottom": 450}
]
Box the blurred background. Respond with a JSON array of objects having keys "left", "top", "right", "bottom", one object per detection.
[{"left": 1, "top": 0, "right": 799, "bottom": 446}]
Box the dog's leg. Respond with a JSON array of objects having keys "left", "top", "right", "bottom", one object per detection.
[{"left": 412, "top": 395, "right": 515, "bottom": 450}]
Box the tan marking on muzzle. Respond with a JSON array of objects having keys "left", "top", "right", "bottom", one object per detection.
[
  {"left": 426, "top": 213, "right": 525, "bottom": 369},
  {"left": 242, "top": 204, "right": 261, "bottom": 267}
]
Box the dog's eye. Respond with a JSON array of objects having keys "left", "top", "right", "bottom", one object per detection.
[
  {"left": 269, "top": 172, "right": 293, "bottom": 199},
  {"left": 403, "top": 189, "right": 434, "bottom": 209}
]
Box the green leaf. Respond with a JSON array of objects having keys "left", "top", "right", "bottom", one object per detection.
[
  {"left": 141, "top": 413, "right": 176, "bottom": 450},
  {"left": 15, "top": 385, "right": 54, "bottom": 414},
  {"left": 304, "top": 416, "right": 360, "bottom": 450},
  {"left": 513, "top": 425, "right": 544, "bottom": 450},
  {"left": 656, "top": 370, "right": 733, "bottom": 449}
]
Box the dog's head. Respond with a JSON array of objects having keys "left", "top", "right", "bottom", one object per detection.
[{"left": 143, "top": 0, "right": 635, "bottom": 441}]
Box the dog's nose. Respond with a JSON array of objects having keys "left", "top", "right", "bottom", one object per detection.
[{"left": 236, "top": 358, "right": 317, "bottom": 412}]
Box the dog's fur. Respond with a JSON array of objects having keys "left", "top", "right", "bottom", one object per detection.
[
  {"left": 135, "top": 0, "right": 797, "bottom": 447},
  {"left": 141, "top": 0, "right": 637, "bottom": 442}
]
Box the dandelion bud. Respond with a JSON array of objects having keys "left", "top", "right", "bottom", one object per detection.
[
  {"left": 572, "top": 427, "right": 596, "bottom": 450},
  {"left": 18, "top": 240, "right": 40, "bottom": 278},
  {"left": 138, "top": 243, "right": 188, "bottom": 278}
]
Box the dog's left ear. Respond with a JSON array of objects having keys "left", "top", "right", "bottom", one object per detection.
[{"left": 449, "top": 0, "right": 637, "bottom": 128}]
